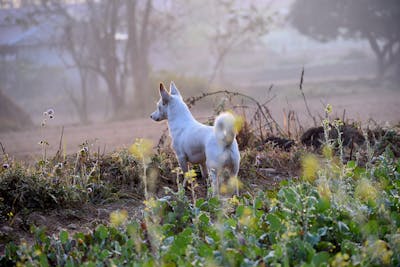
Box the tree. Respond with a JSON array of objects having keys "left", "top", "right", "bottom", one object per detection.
[
  {"left": 208, "top": 1, "right": 274, "bottom": 86},
  {"left": 52, "top": 0, "right": 175, "bottom": 117},
  {"left": 125, "top": 0, "right": 176, "bottom": 116},
  {"left": 60, "top": 15, "right": 95, "bottom": 124},
  {"left": 5, "top": 0, "right": 177, "bottom": 118},
  {"left": 1, "top": 0, "right": 130, "bottom": 118},
  {"left": 289, "top": 0, "right": 400, "bottom": 81}
]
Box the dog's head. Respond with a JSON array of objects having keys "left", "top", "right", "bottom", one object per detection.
[{"left": 150, "top": 82, "right": 181, "bottom": 122}]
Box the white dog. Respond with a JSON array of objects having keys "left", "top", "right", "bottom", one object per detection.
[{"left": 150, "top": 82, "right": 240, "bottom": 195}]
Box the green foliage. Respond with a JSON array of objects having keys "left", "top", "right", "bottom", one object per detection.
[{"left": 1, "top": 149, "right": 399, "bottom": 266}]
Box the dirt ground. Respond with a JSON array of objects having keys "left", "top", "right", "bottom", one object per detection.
[
  {"left": 0, "top": 199, "right": 144, "bottom": 255},
  {"left": 0, "top": 118, "right": 167, "bottom": 163}
]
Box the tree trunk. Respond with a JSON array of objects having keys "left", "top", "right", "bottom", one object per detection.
[
  {"left": 132, "top": 54, "right": 150, "bottom": 117},
  {"left": 376, "top": 54, "right": 385, "bottom": 81},
  {"left": 106, "top": 74, "right": 125, "bottom": 117},
  {"left": 127, "top": 0, "right": 153, "bottom": 118}
]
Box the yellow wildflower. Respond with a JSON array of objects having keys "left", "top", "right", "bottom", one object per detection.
[
  {"left": 228, "top": 195, "right": 240, "bottom": 205},
  {"left": 333, "top": 118, "right": 344, "bottom": 127},
  {"left": 355, "top": 178, "right": 378, "bottom": 202},
  {"left": 322, "top": 145, "right": 333, "bottom": 160},
  {"left": 331, "top": 252, "right": 350, "bottom": 267},
  {"left": 325, "top": 104, "right": 333, "bottom": 114},
  {"left": 301, "top": 154, "right": 320, "bottom": 183},
  {"left": 239, "top": 207, "right": 253, "bottom": 226},
  {"left": 184, "top": 169, "right": 197, "bottom": 181},
  {"left": 110, "top": 209, "right": 128, "bottom": 227},
  {"left": 317, "top": 180, "right": 332, "bottom": 200},
  {"left": 220, "top": 183, "right": 228, "bottom": 195},
  {"left": 226, "top": 110, "right": 244, "bottom": 134},
  {"left": 129, "top": 138, "right": 153, "bottom": 164},
  {"left": 234, "top": 115, "right": 244, "bottom": 134},
  {"left": 143, "top": 197, "right": 157, "bottom": 212},
  {"left": 368, "top": 240, "right": 393, "bottom": 265},
  {"left": 227, "top": 176, "right": 242, "bottom": 195}
]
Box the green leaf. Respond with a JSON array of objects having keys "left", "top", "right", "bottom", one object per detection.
[
  {"left": 96, "top": 225, "right": 109, "bottom": 240},
  {"left": 99, "top": 249, "right": 111, "bottom": 260},
  {"left": 316, "top": 198, "right": 330, "bottom": 212},
  {"left": 205, "top": 236, "right": 214, "bottom": 245},
  {"left": 170, "top": 228, "right": 192, "bottom": 255},
  {"left": 39, "top": 253, "right": 50, "bottom": 267},
  {"left": 337, "top": 221, "right": 350, "bottom": 234},
  {"left": 353, "top": 166, "right": 366, "bottom": 179},
  {"left": 305, "top": 232, "right": 321, "bottom": 246},
  {"left": 195, "top": 198, "right": 206, "bottom": 208},
  {"left": 312, "top": 252, "right": 330, "bottom": 267},
  {"left": 60, "top": 230, "right": 69, "bottom": 244},
  {"left": 317, "top": 226, "right": 328, "bottom": 237},
  {"left": 279, "top": 187, "right": 301, "bottom": 210},
  {"left": 198, "top": 242, "right": 213, "bottom": 258},
  {"left": 266, "top": 213, "right": 282, "bottom": 231},
  {"left": 362, "top": 220, "right": 379, "bottom": 235},
  {"left": 346, "top": 160, "right": 356, "bottom": 169},
  {"left": 198, "top": 213, "right": 210, "bottom": 225},
  {"left": 163, "top": 236, "right": 174, "bottom": 246}
]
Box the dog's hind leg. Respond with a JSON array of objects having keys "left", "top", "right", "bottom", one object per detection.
[{"left": 208, "top": 168, "right": 219, "bottom": 197}]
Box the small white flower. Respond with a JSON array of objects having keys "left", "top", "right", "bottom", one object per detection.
[
  {"left": 87, "top": 187, "right": 93, "bottom": 193},
  {"left": 2, "top": 163, "right": 10, "bottom": 169}
]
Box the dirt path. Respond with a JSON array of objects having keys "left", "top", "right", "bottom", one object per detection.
[{"left": 0, "top": 118, "right": 167, "bottom": 163}]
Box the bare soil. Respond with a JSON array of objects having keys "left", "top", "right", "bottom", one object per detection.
[
  {"left": 0, "top": 118, "right": 167, "bottom": 163},
  {"left": 0, "top": 199, "right": 144, "bottom": 254}
]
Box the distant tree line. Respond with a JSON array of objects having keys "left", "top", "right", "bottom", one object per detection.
[{"left": 290, "top": 0, "right": 400, "bottom": 81}]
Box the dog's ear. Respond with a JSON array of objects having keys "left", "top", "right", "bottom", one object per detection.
[
  {"left": 170, "top": 81, "right": 180, "bottom": 96},
  {"left": 159, "top": 83, "right": 170, "bottom": 104}
]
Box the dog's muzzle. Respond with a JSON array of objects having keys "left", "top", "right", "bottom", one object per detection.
[{"left": 150, "top": 114, "right": 159, "bottom": 121}]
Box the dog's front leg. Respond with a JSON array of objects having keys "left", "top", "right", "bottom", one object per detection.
[
  {"left": 199, "top": 162, "right": 208, "bottom": 179},
  {"left": 177, "top": 156, "right": 188, "bottom": 173}
]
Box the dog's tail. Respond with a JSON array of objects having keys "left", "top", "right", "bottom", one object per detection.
[{"left": 214, "top": 112, "right": 237, "bottom": 147}]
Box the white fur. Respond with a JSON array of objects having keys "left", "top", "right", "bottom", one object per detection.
[{"left": 150, "top": 82, "right": 240, "bottom": 195}]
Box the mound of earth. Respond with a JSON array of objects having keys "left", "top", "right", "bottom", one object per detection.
[
  {"left": 0, "top": 90, "right": 33, "bottom": 132},
  {"left": 300, "top": 124, "right": 365, "bottom": 148}
]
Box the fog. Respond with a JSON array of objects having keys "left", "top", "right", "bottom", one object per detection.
[{"left": 0, "top": 0, "right": 399, "bottom": 159}]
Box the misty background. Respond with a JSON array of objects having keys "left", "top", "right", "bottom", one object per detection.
[{"left": 0, "top": 0, "right": 399, "bottom": 136}]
